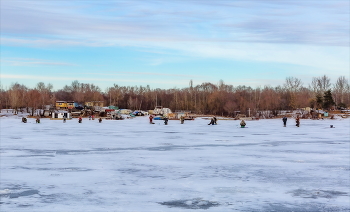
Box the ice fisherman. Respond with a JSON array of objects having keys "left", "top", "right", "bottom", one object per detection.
[
  {"left": 98, "top": 117, "right": 102, "bottom": 123},
  {"left": 164, "top": 116, "right": 169, "bottom": 125},
  {"left": 78, "top": 117, "right": 82, "bottom": 123},
  {"left": 180, "top": 116, "right": 185, "bottom": 124},
  {"left": 36, "top": 117, "right": 40, "bottom": 124},
  {"left": 208, "top": 117, "right": 216, "bottom": 125},
  {"left": 63, "top": 116, "right": 67, "bottom": 123},
  {"left": 295, "top": 115, "right": 300, "bottom": 127},
  {"left": 213, "top": 116, "right": 217, "bottom": 125},
  {"left": 240, "top": 119, "right": 246, "bottom": 128},
  {"left": 149, "top": 115, "right": 154, "bottom": 124},
  {"left": 282, "top": 116, "right": 287, "bottom": 127}
]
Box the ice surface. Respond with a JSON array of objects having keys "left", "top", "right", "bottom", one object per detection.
[{"left": 0, "top": 115, "right": 349, "bottom": 211}]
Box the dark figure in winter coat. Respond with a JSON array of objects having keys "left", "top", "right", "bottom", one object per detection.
[
  {"left": 78, "top": 117, "right": 82, "bottom": 123},
  {"left": 36, "top": 117, "right": 40, "bottom": 124},
  {"left": 208, "top": 117, "right": 215, "bottom": 125},
  {"left": 282, "top": 116, "right": 287, "bottom": 127},
  {"left": 63, "top": 116, "right": 67, "bottom": 123},
  {"left": 22, "top": 117, "right": 27, "bottom": 123},
  {"left": 180, "top": 116, "right": 185, "bottom": 124},
  {"left": 240, "top": 120, "right": 246, "bottom": 128},
  {"left": 149, "top": 115, "right": 154, "bottom": 124},
  {"left": 164, "top": 117, "right": 169, "bottom": 125},
  {"left": 99, "top": 118, "right": 102, "bottom": 123},
  {"left": 213, "top": 117, "right": 217, "bottom": 125},
  {"left": 295, "top": 116, "right": 300, "bottom": 127}
]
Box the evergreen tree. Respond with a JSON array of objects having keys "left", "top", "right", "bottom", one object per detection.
[
  {"left": 315, "top": 93, "right": 323, "bottom": 109},
  {"left": 323, "top": 90, "right": 335, "bottom": 110}
]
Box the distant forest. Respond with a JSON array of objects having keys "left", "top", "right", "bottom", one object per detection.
[{"left": 1, "top": 75, "right": 349, "bottom": 116}]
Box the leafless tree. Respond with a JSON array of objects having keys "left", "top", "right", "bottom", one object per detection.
[
  {"left": 36, "top": 82, "right": 53, "bottom": 109},
  {"left": 333, "top": 76, "right": 349, "bottom": 106},
  {"left": 27, "top": 89, "right": 41, "bottom": 116},
  {"left": 310, "top": 75, "right": 331, "bottom": 95},
  {"left": 284, "top": 77, "right": 303, "bottom": 93},
  {"left": 8, "top": 83, "right": 27, "bottom": 114},
  {"left": 2, "top": 75, "right": 349, "bottom": 116}
]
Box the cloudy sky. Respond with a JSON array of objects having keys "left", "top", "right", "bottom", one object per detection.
[{"left": 1, "top": 0, "right": 349, "bottom": 90}]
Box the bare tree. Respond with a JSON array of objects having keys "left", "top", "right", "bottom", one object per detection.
[
  {"left": 2, "top": 74, "right": 349, "bottom": 115},
  {"left": 36, "top": 82, "right": 53, "bottom": 109},
  {"left": 310, "top": 75, "right": 331, "bottom": 94},
  {"left": 310, "top": 77, "right": 319, "bottom": 94},
  {"left": 0, "top": 85, "right": 10, "bottom": 110},
  {"left": 319, "top": 75, "right": 331, "bottom": 92},
  {"left": 8, "top": 83, "right": 27, "bottom": 114},
  {"left": 333, "top": 76, "right": 349, "bottom": 107},
  {"left": 284, "top": 77, "right": 303, "bottom": 93},
  {"left": 27, "top": 89, "right": 41, "bottom": 116}
]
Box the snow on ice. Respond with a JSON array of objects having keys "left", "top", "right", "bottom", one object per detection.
[{"left": 0, "top": 113, "right": 349, "bottom": 211}]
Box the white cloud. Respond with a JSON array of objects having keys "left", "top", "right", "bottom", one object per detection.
[
  {"left": 1, "top": 0, "right": 348, "bottom": 46},
  {"left": 1, "top": 58, "right": 76, "bottom": 67},
  {"left": 1, "top": 0, "right": 349, "bottom": 88},
  {"left": 84, "top": 72, "right": 201, "bottom": 78},
  {"left": 0, "top": 74, "right": 191, "bottom": 86}
]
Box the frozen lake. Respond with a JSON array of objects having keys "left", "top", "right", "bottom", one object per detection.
[{"left": 1, "top": 116, "right": 349, "bottom": 211}]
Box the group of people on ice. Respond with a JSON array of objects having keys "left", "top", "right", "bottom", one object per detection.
[
  {"left": 282, "top": 115, "right": 300, "bottom": 127},
  {"left": 77, "top": 116, "right": 102, "bottom": 123},
  {"left": 22, "top": 115, "right": 103, "bottom": 123},
  {"left": 148, "top": 114, "right": 189, "bottom": 125},
  {"left": 148, "top": 115, "right": 171, "bottom": 125},
  {"left": 148, "top": 114, "right": 301, "bottom": 128},
  {"left": 20, "top": 114, "right": 309, "bottom": 128}
]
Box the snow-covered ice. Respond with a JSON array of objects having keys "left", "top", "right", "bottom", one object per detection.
[{"left": 0, "top": 115, "right": 349, "bottom": 211}]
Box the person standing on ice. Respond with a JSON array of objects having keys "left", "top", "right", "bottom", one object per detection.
[
  {"left": 295, "top": 115, "right": 300, "bottom": 127},
  {"left": 78, "top": 117, "right": 82, "bottom": 123},
  {"left": 149, "top": 115, "right": 154, "bottom": 124},
  {"left": 63, "top": 116, "right": 67, "bottom": 123},
  {"left": 36, "top": 117, "right": 40, "bottom": 124},
  {"left": 282, "top": 116, "right": 287, "bottom": 127},
  {"left": 98, "top": 117, "right": 102, "bottom": 123},
  {"left": 180, "top": 116, "right": 185, "bottom": 124},
  {"left": 213, "top": 116, "right": 217, "bottom": 125},
  {"left": 164, "top": 116, "right": 169, "bottom": 125}
]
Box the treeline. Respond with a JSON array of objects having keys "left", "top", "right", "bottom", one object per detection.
[{"left": 1, "top": 75, "right": 349, "bottom": 116}]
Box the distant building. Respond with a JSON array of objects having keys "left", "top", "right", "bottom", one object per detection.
[
  {"left": 85, "top": 101, "right": 104, "bottom": 107},
  {"left": 153, "top": 106, "right": 172, "bottom": 116},
  {"left": 56, "top": 101, "right": 75, "bottom": 109},
  {"left": 51, "top": 111, "right": 72, "bottom": 119}
]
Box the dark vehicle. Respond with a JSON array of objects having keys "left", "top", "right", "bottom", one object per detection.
[{"left": 133, "top": 111, "right": 145, "bottom": 116}]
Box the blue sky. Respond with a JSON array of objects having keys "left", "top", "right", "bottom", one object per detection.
[{"left": 1, "top": 0, "right": 349, "bottom": 91}]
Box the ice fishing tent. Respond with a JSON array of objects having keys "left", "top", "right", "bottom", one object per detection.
[
  {"left": 153, "top": 106, "right": 172, "bottom": 116},
  {"left": 51, "top": 111, "right": 72, "bottom": 119},
  {"left": 120, "top": 109, "right": 132, "bottom": 114}
]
